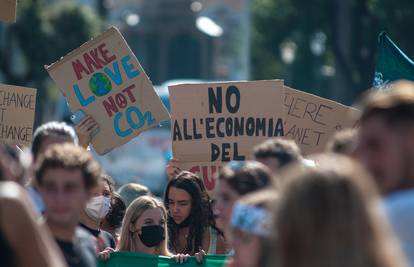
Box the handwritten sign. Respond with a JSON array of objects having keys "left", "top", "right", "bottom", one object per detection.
[
  {"left": 169, "top": 80, "right": 285, "bottom": 191},
  {"left": 0, "top": 84, "right": 36, "bottom": 146},
  {"left": 283, "top": 86, "right": 359, "bottom": 154},
  {"left": 46, "top": 27, "right": 170, "bottom": 155},
  {"left": 170, "top": 81, "right": 358, "bottom": 192},
  {"left": 0, "top": 0, "right": 17, "bottom": 22}
]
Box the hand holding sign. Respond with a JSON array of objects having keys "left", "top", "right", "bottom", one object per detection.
[{"left": 46, "top": 27, "right": 170, "bottom": 154}]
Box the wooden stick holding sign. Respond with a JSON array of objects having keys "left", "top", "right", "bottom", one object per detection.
[
  {"left": 0, "top": 0, "right": 17, "bottom": 23},
  {"left": 46, "top": 27, "right": 170, "bottom": 155},
  {"left": 0, "top": 84, "right": 37, "bottom": 147}
]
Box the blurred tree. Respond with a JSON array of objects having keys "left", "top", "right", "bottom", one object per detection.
[
  {"left": 0, "top": 0, "right": 103, "bottom": 125},
  {"left": 96, "top": 0, "right": 109, "bottom": 19},
  {"left": 251, "top": 0, "right": 414, "bottom": 104}
]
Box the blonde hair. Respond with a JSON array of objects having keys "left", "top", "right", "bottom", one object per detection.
[
  {"left": 268, "top": 154, "right": 407, "bottom": 267},
  {"left": 118, "top": 196, "right": 170, "bottom": 256}
]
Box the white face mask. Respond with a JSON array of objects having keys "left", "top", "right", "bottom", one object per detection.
[{"left": 84, "top": 196, "right": 111, "bottom": 221}]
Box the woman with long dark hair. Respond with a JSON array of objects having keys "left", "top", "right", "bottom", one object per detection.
[{"left": 164, "top": 171, "right": 226, "bottom": 255}]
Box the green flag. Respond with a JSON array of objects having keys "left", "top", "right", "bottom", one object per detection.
[
  {"left": 98, "top": 251, "right": 228, "bottom": 267},
  {"left": 374, "top": 32, "right": 414, "bottom": 89}
]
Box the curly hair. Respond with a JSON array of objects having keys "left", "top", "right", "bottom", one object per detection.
[{"left": 164, "top": 171, "right": 222, "bottom": 254}]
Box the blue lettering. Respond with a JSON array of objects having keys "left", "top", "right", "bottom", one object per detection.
[
  {"left": 121, "top": 55, "right": 140, "bottom": 79},
  {"left": 126, "top": 106, "right": 156, "bottom": 130},
  {"left": 114, "top": 112, "right": 132, "bottom": 137},
  {"left": 104, "top": 61, "right": 123, "bottom": 86},
  {"left": 126, "top": 106, "right": 145, "bottom": 129},
  {"left": 74, "top": 84, "right": 95, "bottom": 107}
]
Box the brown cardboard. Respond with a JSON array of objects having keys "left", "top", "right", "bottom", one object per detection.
[
  {"left": 169, "top": 80, "right": 359, "bottom": 192},
  {"left": 0, "top": 84, "right": 37, "bottom": 146},
  {"left": 169, "top": 80, "right": 285, "bottom": 191},
  {"left": 0, "top": 0, "right": 17, "bottom": 22},
  {"left": 283, "top": 86, "right": 359, "bottom": 154},
  {"left": 46, "top": 27, "right": 170, "bottom": 155}
]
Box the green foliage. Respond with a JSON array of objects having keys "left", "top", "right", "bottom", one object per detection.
[
  {"left": 0, "top": 0, "right": 103, "bottom": 124},
  {"left": 251, "top": 0, "right": 414, "bottom": 103}
]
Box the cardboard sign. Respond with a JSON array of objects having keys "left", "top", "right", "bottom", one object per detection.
[
  {"left": 46, "top": 27, "right": 170, "bottom": 155},
  {"left": 170, "top": 80, "right": 358, "bottom": 192},
  {"left": 0, "top": 0, "right": 17, "bottom": 22},
  {"left": 0, "top": 84, "right": 37, "bottom": 146},
  {"left": 169, "top": 80, "right": 285, "bottom": 191},
  {"left": 283, "top": 86, "right": 359, "bottom": 155}
]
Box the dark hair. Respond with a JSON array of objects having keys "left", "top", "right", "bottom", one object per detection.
[
  {"left": 358, "top": 80, "right": 414, "bottom": 127},
  {"left": 0, "top": 144, "right": 25, "bottom": 183},
  {"left": 164, "top": 171, "right": 221, "bottom": 254},
  {"left": 218, "top": 161, "right": 274, "bottom": 195},
  {"left": 103, "top": 193, "right": 126, "bottom": 230},
  {"left": 31, "top": 121, "right": 78, "bottom": 159},
  {"left": 326, "top": 128, "right": 358, "bottom": 155},
  {"left": 254, "top": 138, "right": 302, "bottom": 168},
  {"left": 35, "top": 143, "right": 100, "bottom": 190},
  {"left": 101, "top": 174, "right": 115, "bottom": 194}
]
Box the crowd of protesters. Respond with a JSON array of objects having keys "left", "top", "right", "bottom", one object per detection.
[{"left": 2, "top": 80, "right": 414, "bottom": 267}]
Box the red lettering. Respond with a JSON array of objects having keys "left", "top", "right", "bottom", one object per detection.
[
  {"left": 98, "top": 43, "right": 116, "bottom": 63},
  {"left": 203, "top": 166, "right": 217, "bottom": 191},
  {"left": 83, "top": 53, "right": 100, "bottom": 73},
  {"left": 122, "top": 85, "right": 136, "bottom": 103},
  {"left": 115, "top": 93, "right": 127, "bottom": 108},
  {"left": 102, "top": 96, "right": 118, "bottom": 117},
  {"left": 72, "top": 59, "right": 90, "bottom": 80},
  {"left": 90, "top": 48, "right": 108, "bottom": 66},
  {"left": 189, "top": 165, "right": 218, "bottom": 191}
]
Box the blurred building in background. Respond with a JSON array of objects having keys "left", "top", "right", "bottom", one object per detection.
[{"left": 80, "top": 0, "right": 251, "bottom": 84}]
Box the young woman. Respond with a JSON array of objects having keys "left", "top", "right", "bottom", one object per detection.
[
  {"left": 229, "top": 189, "right": 278, "bottom": 267},
  {"left": 164, "top": 171, "right": 226, "bottom": 255},
  {"left": 215, "top": 160, "right": 274, "bottom": 230},
  {"left": 99, "top": 195, "right": 199, "bottom": 264},
  {"left": 266, "top": 154, "right": 407, "bottom": 267}
]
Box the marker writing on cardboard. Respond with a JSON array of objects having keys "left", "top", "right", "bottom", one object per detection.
[{"left": 71, "top": 43, "right": 155, "bottom": 138}]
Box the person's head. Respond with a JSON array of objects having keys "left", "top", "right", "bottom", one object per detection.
[
  {"left": 117, "top": 182, "right": 150, "bottom": 207},
  {"left": 164, "top": 171, "right": 217, "bottom": 254},
  {"left": 101, "top": 193, "right": 126, "bottom": 236},
  {"left": 268, "top": 154, "right": 406, "bottom": 267},
  {"left": 254, "top": 138, "right": 302, "bottom": 174},
  {"left": 216, "top": 161, "right": 273, "bottom": 228},
  {"left": 326, "top": 128, "right": 358, "bottom": 155},
  {"left": 118, "top": 196, "right": 169, "bottom": 256},
  {"left": 231, "top": 190, "right": 278, "bottom": 267},
  {"left": 35, "top": 143, "right": 101, "bottom": 228},
  {"left": 32, "top": 121, "right": 78, "bottom": 163},
  {"left": 0, "top": 144, "right": 26, "bottom": 184},
  {"left": 81, "top": 174, "right": 112, "bottom": 224},
  {"left": 355, "top": 80, "right": 414, "bottom": 194}
]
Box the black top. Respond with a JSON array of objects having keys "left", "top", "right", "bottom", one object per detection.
[
  {"left": 0, "top": 227, "right": 15, "bottom": 267},
  {"left": 80, "top": 223, "right": 116, "bottom": 250},
  {"left": 56, "top": 227, "right": 97, "bottom": 267}
]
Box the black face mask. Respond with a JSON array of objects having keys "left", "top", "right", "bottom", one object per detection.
[{"left": 138, "top": 225, "right": 165, "bottom": 247}]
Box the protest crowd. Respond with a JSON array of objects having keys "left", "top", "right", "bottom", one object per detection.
[
  {"left": 3, "top": 2, "right": 414, "bottom": 267},
  {"left": 2, "top": 79, "right": 414, "bottom": 267}
]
